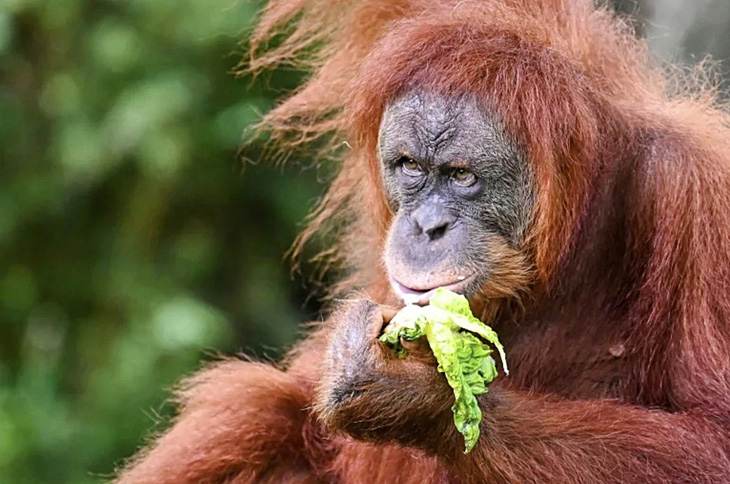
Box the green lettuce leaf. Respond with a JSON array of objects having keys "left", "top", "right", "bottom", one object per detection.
[{"left": 379, "top": 288, "right": 507, "bottom": 453}]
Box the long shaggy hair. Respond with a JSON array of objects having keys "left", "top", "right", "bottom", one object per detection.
[
  {"left": 249, "top": 0, "right": 730, "bottom": 410},
  {"left": 116, "top": 1, "right": 730, "bottom": 482}
]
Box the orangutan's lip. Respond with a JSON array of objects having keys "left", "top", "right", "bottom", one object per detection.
[{"left": 389, "top": 274, "right": 476, "bottom": 306}]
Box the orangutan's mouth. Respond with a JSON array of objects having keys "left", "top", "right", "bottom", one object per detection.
[{"left": 389, "top": 274, "right": 477, "bottom": 305}]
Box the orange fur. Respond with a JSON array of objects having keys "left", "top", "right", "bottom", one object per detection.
[
  {"left": 117, "top": 1, "right": 730, "bottom": 482},
  {"left": 116, "top": 362, "right": 313, "bottom": 483}
]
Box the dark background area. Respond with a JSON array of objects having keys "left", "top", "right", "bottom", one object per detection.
[{"left": 0, "top": 0, "right": 728, "bottom": 482}]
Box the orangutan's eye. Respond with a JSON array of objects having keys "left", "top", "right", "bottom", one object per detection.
[
  {"left": 453, "top": 168, "right": 477, "bottom": 187},
  {"left": 401, "top": 157, "right": 423, "bottom": 176}
]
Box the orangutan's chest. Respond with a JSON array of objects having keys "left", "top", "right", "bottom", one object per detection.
[{"left": 499, "top": 322, "right": 630, "bottom": 400}]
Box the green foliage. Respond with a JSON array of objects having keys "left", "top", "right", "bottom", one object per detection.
[
  {"left": 0, "top": 1, "right": 322, "bottom": 482},
  {"left": 380, "top": 289, "right": 507, "bottom": 453}
]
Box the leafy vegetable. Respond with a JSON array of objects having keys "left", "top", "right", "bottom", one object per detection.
[{"left": 379, "top": 288, "right": 508, "bottom": 453}]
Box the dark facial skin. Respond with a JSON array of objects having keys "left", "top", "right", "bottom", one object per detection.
[
  {"left": 378, "top": 90, "right": 532, "bottom": 304},
  {"left": 316, "top": 91, "right": 534, "bottom": 449}
]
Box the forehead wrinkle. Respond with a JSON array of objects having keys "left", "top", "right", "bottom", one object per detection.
[
  {"left": 378, "top": 90, "right": 523, "bottom": 169},
  {"left": 412, "top": 121, "right": 458, "bottom": 159},
  {"left": 408, "top": 97, "right": 469, "bottom": 163}
]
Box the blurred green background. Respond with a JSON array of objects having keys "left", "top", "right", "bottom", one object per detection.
[
  {"left": 0, "top": 0, "right": 322, "bottom": 481},
  {"left": 0, "top": 0, "right": 728, "bottom": 482}
]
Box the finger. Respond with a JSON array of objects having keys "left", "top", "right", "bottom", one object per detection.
[
  {"left": 400, "top": 336, "right": 437, "bottom": 365},
  {"left": 381, "top": 307, "right": 398, "bottom": 324},
  {"left": 340, "top": 300, "right": 384, "bottom": 346},
  {"left": 362, "top": 303, "right": 389, "bottom": 341}
]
